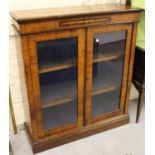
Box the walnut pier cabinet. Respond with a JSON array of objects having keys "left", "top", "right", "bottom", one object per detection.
[{"left": 11, "top": 4, "right": 142, "bottom": 153}]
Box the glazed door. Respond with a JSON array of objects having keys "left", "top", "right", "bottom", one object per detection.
[
  {"left": 85, "top": 24, "right": 132, "bottom": 124},
  {"left": 28, "top": 29, "right": 85, "bottom": 137}
]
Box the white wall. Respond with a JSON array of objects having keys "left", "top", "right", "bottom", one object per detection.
[
  {"left": 9, "top": 0, "right": 126, "bottom": 125},
  {"left": 9, "top": 0, "right": 126, "bottom": 36},
  {"left": 9, "top": 0, "right": 124, "bottom": 10}
]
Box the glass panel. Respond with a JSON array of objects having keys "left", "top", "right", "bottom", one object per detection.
[
  {"left": 37, "top": 37, "right": 78, "bottom": 131},
  {"left": 37, "top": 38, "right": 77, "bottom": 69},
  {"left": 91, "top": 31, "right": 126, "bottom": 117},
  {"left": 92, "top": 90, "right": 120, "bottom": 116}
]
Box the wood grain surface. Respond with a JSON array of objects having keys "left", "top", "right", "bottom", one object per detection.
[{"left": 11, "top": 4, "right": 141, "bottom": 22}]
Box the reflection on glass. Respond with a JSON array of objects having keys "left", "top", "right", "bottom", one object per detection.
[
  {"left": 37, "top": 37, "right": 78, "bottom": 130},
  {"left": 91, "top": 31, "right": 126, "bottom": 117}
]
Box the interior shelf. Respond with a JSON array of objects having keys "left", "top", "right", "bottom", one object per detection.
[
  {"left": 40, "top": 40, "right": 124, "bottom": 109},
  {"left": 42, "top": 100, "right": 77, "bottom": 130},
  {"left": 92, "top": 60, "right": 123, "bottom": 89},
  {"left": 42, "top": 95, "right": 76, "bottom": 109},
  {"left": 93, "top": 40, "right": 125, "bottom": 62},
  {"left": 40, "top": 79, "right": 77, "bottom": 108},
  {"left": 41, "top": 58, "right": 122, "bottom": 108},
  {"left": 93, "top": 51, "right": 123, "bottom": 63},
  {"left": 37, "top": 37, "right": 78, "bottom": 74},
  {"left": 42, "top": 86, "right": 120, "bottom": 130},
  {"left": 92, "top": 85, "right": 118, "bottom": 96},
  {"left": 39, "top": 61, "right": 76, "bottom": 74},
  {"left": 91, "top": 89, "right": 120, "bottom": 117},
  {"left": 38, "top": 40, "right": 125, "bottom": 74},
  {"left": 39, "top": 51, "right": 123, "bottom": 74},
  {"left": 41, "top": 83, "right": 119, "bottom": 109}
]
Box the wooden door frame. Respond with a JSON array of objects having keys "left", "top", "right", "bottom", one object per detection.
[
  {"left": 85, "top": 24, "right": 132, "bottom": 125},
  {"left": 28, "top": 29, "right": 85, "bottom": 138}
]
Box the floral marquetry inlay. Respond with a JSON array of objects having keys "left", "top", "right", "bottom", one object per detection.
[{"left": 59, "top": 16, "right": 111, "bottom": 27}]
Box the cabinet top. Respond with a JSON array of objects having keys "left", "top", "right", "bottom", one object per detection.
[{"left": 10, "top": 4, "right": 142, "bottom": 23}]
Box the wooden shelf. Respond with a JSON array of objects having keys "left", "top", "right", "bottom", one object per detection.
[
  {"left": 93, "top": 52, "right": 123, "bottom": 63},
  {"left": 42, "top": 101, "right": 77, "bottom": 130},
  {"left": 93, "top": 40, "right": 125, "bottom": 62},
  {"left": 41, "top": 84, "right": 119, "bottom": 109},
  {"left": 42, "top": 95, "right": 76, "bottom": 109},
  {"left": 40, "top": 41, "right": 124, "bottom": 108},
  {"left": 39, "top": 52, "right": 123, "bottom": 74},
  {"left": 38, "top": 40, "right": 125, "bottom": 74},
  {"left": 39, "top": 51, "right": 123, "bottom": 74},
  {"left": 41, "top": 59, "right": 122, "bottom": 108},
  {"left": 92, "top": 85, "right": 118, "bottom": 96},
  {"left": 92, "top": 89, "right": 120, "bottom": 117},
  {"left": 39, "top": 62, "right": 76, "bottom": 74}
]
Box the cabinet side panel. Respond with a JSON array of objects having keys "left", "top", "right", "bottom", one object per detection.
[
  {"left": 119, "top": 25, "right": 132, "bottom": 112},
  {"left": 21, "top": 36, "right": 38, "bottom": 141},
  {"left": 125, "top": 23, "right": 138, "bottom": 113},
  {"left": 13, "top": 34, "right": 32, "bottom": 133}
]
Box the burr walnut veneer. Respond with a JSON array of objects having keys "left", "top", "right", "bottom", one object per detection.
[{"left": 11, "top": 4, "right": 142, "bottom": 153}]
